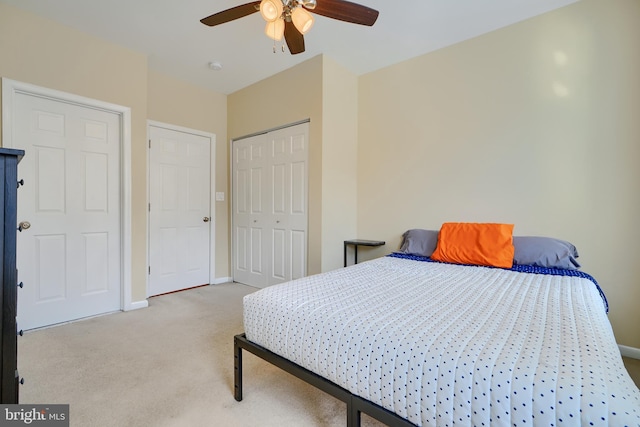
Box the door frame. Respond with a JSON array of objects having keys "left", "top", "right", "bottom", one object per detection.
[
  {"left": 1, "top": 78, "right": 137, "bottom": 311},
  {"left": 146, "top": 120, "right": 216, "bottom": 296}
]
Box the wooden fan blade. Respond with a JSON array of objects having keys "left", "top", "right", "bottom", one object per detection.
[
  {"left": 200, "top": 1, "right": 261, "bottom": 27},
  {"left": 284, "top": 21, "right": 305, "bottom": 54},
  {"left": 310, "top": 0, "right": 379, "bottom": 26}
]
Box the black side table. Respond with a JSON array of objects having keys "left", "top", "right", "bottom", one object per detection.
[{"left": 344, "top": 239, "right": 385, "bottom": 267}]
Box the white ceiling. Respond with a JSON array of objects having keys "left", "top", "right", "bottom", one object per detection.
[{"left": 1, "top": 0, "right": 578, "bottom": 95}]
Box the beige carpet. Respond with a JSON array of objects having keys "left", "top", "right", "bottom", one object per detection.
[{"left": 18, "top": 283, "right": 387, "bottom": 427}]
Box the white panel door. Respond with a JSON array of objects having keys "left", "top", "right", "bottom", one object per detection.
[
  {"left": 267, "top": 126, "right": 308, "bottom": 286},
  {"left": 232, "top": 122, "right": 308, "bottom": 288},
  {"left": 232, "top": 134, "right": 268, "bottom": 287},
  {"left": 148, "top": 125, "right": 211, "bottom": 296},
  {"left": 13, "top": 92, "right": 121, "bottom": 330}
]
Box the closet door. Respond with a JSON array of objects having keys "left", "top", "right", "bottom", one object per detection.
[
  {"left": 267, "top": 126, "right": 308, "bottom": 286},
  {"left": 233, "top": 134, "right": 269, "bottom": 287},
  {"left": 232, "top": 122, "right": 308, "bottom": 288}
]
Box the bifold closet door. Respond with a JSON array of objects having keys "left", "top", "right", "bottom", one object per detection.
[
  {"left": 232, "top": 122, "right": 308, "bottom": 288},
  {"left": 266, "top": 126, "right": 308, "bottom": 286},
  {"left": 233, "top": 133, "right": 268, "bottom": 287}
]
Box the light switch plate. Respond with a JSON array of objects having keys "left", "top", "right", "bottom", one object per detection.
[{"left": 215, "top": 192, "right": 225, "bottom": 202}]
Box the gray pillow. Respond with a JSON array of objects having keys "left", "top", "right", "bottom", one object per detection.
[
  {"left": 399, "top": 229, "right": 439, "bottom": 257},
  {"left": 513, "top": 236, "right": 580, "bottom": 269}
]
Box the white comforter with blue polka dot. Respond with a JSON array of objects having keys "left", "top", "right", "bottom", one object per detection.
[{"left": 243, "top": 256, "right": 640, "bottom": 426}]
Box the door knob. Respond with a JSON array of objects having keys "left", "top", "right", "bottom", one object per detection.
[
  {"left": 18, "top": 221, "right": 31, "bottom": 232},
  {"left": 203, "top": 217, "right": 210, "bottom": 223}
]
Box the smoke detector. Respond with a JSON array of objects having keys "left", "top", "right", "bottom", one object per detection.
[{"left": 208, "top": 61, "right": 223, "bottom": 71}]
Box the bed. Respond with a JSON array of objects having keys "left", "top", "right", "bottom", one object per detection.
[{"left": 233, "top": 225, "right": 640, "bottom": 426}]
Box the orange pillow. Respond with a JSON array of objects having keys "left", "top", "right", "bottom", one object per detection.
[{"left": 430, "top": 223, "right": 515, "bottom": 269}]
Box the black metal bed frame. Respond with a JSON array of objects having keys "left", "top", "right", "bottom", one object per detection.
[{"left": 234, "top": 333, "right": 416, "bottom": 427}]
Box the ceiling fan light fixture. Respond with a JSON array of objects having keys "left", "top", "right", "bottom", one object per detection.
[
  {"left": 259, "top": 0, "right": 283, "bottom": 22},
  {"left": 265, "top": 19, "right": 285, "bottom": 41},
  {"left": 201, "top": 0, "right": 379, "bottom": 56},
  {"left": 291, "top": 7, "right": 314, "bottom": 34}
]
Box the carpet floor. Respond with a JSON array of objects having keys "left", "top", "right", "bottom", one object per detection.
[{"left": 18, "top": 283, "right": 387, "bottom": 427}]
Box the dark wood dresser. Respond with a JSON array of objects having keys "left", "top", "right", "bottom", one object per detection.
[{"left": 0, "top": 148, "right": 25, "bottom": 404}]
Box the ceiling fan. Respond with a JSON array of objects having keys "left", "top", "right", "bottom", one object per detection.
[{"left": 200, "top": 0, "right": 379, "bottom": 54}]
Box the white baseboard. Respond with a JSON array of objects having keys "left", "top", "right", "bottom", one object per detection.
[
  {"left": 211, "top": 277, "right": 233, "bottom": 285},
  {"left": 125, "top": 299, "right": 149, "bottom": 311},
  {"left": 619, "top": 344, "right": 640, "bottom": 360}
]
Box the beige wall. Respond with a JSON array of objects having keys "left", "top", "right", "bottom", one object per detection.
[
  {"left": 146, "top": 70, "right": 229, "bottom": 278},
  {"left": 358, "top": 0, "right": 640, "bottom": 347},
  {"left": 0, "top": 3, "right": 148, "bottom": 302},
  {"left": 321, "top": 57, "right": 358, "bottom": 271},
  {"left": 0, "top": 3, "right": 231, "bottom": 303}
]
